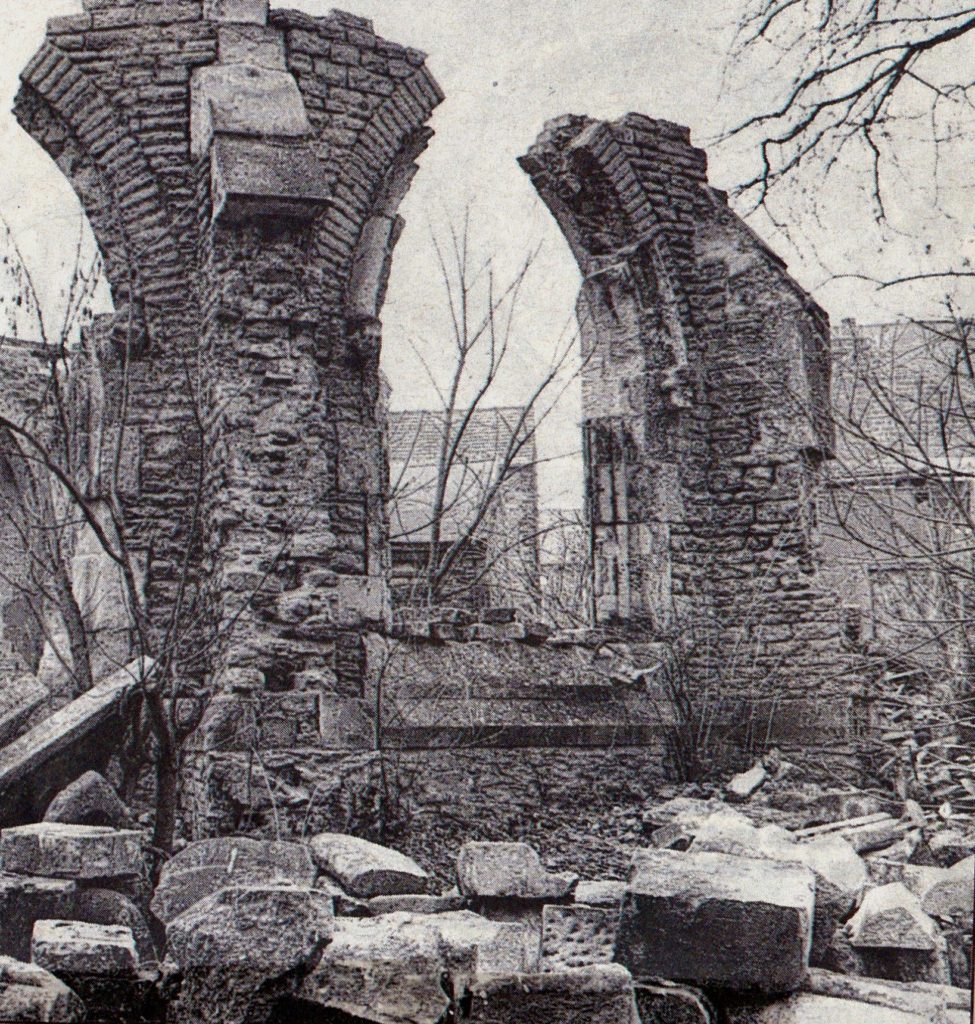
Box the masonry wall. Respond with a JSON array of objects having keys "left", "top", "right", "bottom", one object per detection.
[
  {"left": 520, "top": 114, "right": 854, "bottom": 748},
  {"left": 15, "top": 0, "right": 441, "bottom": 730}
]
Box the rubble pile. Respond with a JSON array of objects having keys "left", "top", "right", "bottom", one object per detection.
[{"left": 0, "top": 768, "right": 968, "bottom": 1022}]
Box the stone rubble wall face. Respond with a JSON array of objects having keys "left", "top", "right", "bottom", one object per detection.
[
  {"left": 520, "top": 114, "right": 852, "bottom": 746},
  {"left": 14, "top": 3, "right": 441, "bottom": 716}
]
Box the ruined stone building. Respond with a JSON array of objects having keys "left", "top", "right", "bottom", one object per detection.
[
  {"left": 0, "top": 0, "right": 867, "bottom": 862},
  {"left": 387, "top": 407, "right": 541, "bottom": 612},
  {"left": 817, "top": 319, "right": 975, "bottom": 673}
]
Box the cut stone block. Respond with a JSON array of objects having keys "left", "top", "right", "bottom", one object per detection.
[
  {"left": 69, "top": 889, "right": 155, "bottom": 964},
  {"left": 204, "top": 0, "right": 269, "bottom": 25},
  {"left": 574, "top": 880, "right": 626, "bottom": 907},
  {"left": 298, "top": 912, "right": 478, "bottom": 1024},
  {"left": 466, "top": 964, "right": 638, "bottom": 1024},
  {"left": 0, "top": 675, "right": 47, "bottom": 746},
  {"left": 456, "top": 842, "right": 577, "bottom": 900},
  {"left": 217, "top": 24, "right": 286, "bottom": 71},
  {"left": 847, "top": 883, "right": 940, "bottom": 950},
  {"left": 152, "top": 835, "right": 317, "bottom": 924},
  {"left": 162, "top": 836, "right": 315, "bottom": 882},
  {"left": 165, "top": 884, "right": 334, "bottom": 1024},
  {"left": 614, "top": 848, "right": 814, "bottom": 993},
  {"left": 541, "top": 904, "right": 617, "bottom": 971},
  {"left": 727, "top": 761, "right": 767, "bottom": 802},
  {"left": 191, "top": 64, "right": 311, "bottom": 159},
  {"left": 725, "top": 992, "right": 967, "bottom": 1023},
  {"left": 648, "top": 798, "right": 750, "bottom": 849},
  {"left": 368, "top": 894, "right": 466, "bottom": 916},
  {"left": 309, "top": 833, "right": 430, "bottom": 898},
  {"left": 43, "top": 772, "right": 132, "bottom": 829},
  {"left": 0, "top": 873, "right": 76, "bottom": 961},
  {"left": 32, "top": 920, "right": 138, "bottom": 977},
  {"left": 1, "top": 824, "right": 142, "bottom": 880},
  {"left": 0, "top": 955, "right": 84, "bottom": 1022},
  {"left": 920, "top": 855, "right": 974, "bottom": 920},
  {"left": 634, "top": 982, "right": 714, "bottom": 1023},
  {"left": 692, "top": 814, "right": 866, "bottom": 965}
]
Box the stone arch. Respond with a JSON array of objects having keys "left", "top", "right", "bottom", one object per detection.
[{"left": 15, "top": 43, "right": 185, "bottom": 353}]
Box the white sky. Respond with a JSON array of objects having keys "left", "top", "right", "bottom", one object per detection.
[{"left": 2, "top": 1, "right": 974, "bottom": 508}]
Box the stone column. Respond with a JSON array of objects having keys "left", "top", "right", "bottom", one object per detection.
[
  {"left": 521, "top": 114, "right": 853, "bottom": 754},
  {"left": 16, "top": 0, "right": 441, "bottom": 830}
]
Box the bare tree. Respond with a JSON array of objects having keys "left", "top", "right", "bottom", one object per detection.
[
  {"left": 387, "top": 212, "right": 584, "bottom": 613},
  {"left": 724, "top": 1, "right": 975, "bottom": 287}
]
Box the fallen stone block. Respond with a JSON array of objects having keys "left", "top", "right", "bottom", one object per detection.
[
  {"left": 32, "top": 919, "right": 138, "bottom": 977},
  {"left": 161, "top": 836, "right": 315, "bottom": 883},
  {"left": 828, "top": 920, "right": 952, "bottom": 985},
  {"left": 69, "top": 889, "right": 156, "bottom": 964},
  {"left": 0, "top": 955, "right": 84, "bottom": 1022},
  {"left": 798, "top": 790, "right": 886, "bottom": 828},
  {"left": 920, "top": 855, "right": 974, "bottom": 919},
  {"left": 847, "top": 883, "right": 940, "bottom": 950},
  {"left": 297, "top": 911, "right": 478, "bottom": 1024},
  {"left": 368, "top": 893, "right": 467, "bottom": 916},
  {"left": 692, "top": 816, "right": 866, "bottom": 966},
  {"left": 634, "top": 981, "right": 714, "bottom": 1023},
  {"left": 727, "top": 761, "right": 767, "bottom": 802},
  {"left": 574, "top": 880, "right": 626, "bottom": 907},
  {"left": 541, "top": 904, "right": 617, "bottom": 971},
  {"left": 456, "top": 842, "right": 577, "bottom": 900},
  {"left": 151, "top": 862, "right": 313, "bottom": 925},
  {"left": 309, "top": 832, "right": 430, "bottom": 898},
  {"left": 614, "top": 848, "right": 814, "bottom": 993},
  {"left": 647, "top": 798, "right": 751, "bottom": 850},
  {"left": 0, "top": 823, "right": 142, "bottom": 881},
  {"left": 43, "top": 772, "right": 132, "bottom": 830},
  {"left": 165, "top": 884, "right": 333, "bottom": 1024},
  {"left": 725, "top": 992, "right": 966, "bottom": 1023},
  {"left": 466, "top": 964, "right": 637, "bottom": 1024},
  {"left": 928, "top": 829, "right": 973, "bottom": 868},
  {"left": 0, "top": 873, "right": 76, "bottom": 961},
  {"left": 804, "top": 967, "right": 971, "bottom": 1017}
]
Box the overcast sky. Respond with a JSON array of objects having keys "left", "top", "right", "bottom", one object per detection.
[{"left": 2, "top": 2, "right": 973, "bottom": 507}]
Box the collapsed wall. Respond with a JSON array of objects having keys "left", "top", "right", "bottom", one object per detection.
[{"left": 520, "top": 114, "right": 854, "bottom": 751}]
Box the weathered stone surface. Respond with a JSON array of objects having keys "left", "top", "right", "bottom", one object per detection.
[
  {"left": 309, "top": 833, "right": 430, "bottom": 898},
  {"left": 691, "top": 813, "right": 866, "bottom": 965},
  {"left": 0, "top": 675, "right": 48, "bottom": 747},
  {"left": 152, "top": 836, "right": 317, "bottom": 924},
  {"left": 457, "top": 842, "right": 577, "bottom": 900},
  {"left": 0, "top": 955, "right": 84, "bottom": 1022},
  {"left": 297, "top": 912, "right": 476, "bottom": 1024},
  {"left": 31, "top": 919, "right": 138, "bottom": 976},
  {"left": 799, "top": 791, "right": 886, "bottom": 827},
  {"left": 368, "top": 893, "right": 466, "bottom": 916},
  {"left": 69, "top": 889, "right": 155, "bottom": 964},
  {"left": 725, "top": 993, "right": 966, "bottom": 1023},
  {"left": 190, "top": 64, "right": 311, "bottom": 158},
  {"left": 165, "top": 884, "right": 334, "bottom": 1024},
  {"left": 0, "top": 660, "right": 147, "bottom": 828},
  {"left": 803, "top": 968, "right": 971, "bottom": 1016},
  {"left": 846, "top": 883, "right": 940, "bottom": 950},
  {"left": 541, "top": 904, "right": 616, "bottom": 971},
  {"left": 204, "top": 0, "right": 269, "bottom": 24},
  {"left": 615, "top": 848, "right": 814, "bottom": 993},
  {"left": 163, "top": 836, "right": 315, "bottom": 881},
  {"left": 827, "top": 920, "right": 952, "bottom": 986},
  {"left": 634, "top": 981, "right": 714, "bottom": 1023},
  {"left": 574, "top": 880, "right": 626, "bottom": 907},
  {"left": 466, "top": 964, "right": 638, "bottom": 1024},
  {"left": 928, "top": 829, "right": 972, "bottom": 868},
  {"left": 920, "top": 855, "right": 974, "bottom": 919},
  {"left": 727, "top": 761, "right": 767, "bottom": 802},
  {"left": 0, "top": 873, "right": 76, "bottom": 961},
  {"left": 43, "top": 772, "right": 132, "bottom": 829},
  {"left": 1, "top": 823, "right": 142, "bottom": 880}
]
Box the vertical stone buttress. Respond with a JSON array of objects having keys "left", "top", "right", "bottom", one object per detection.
[
  {"left": 15, "top": 0, "right": 441, "bottom": 826},
  {"left": 521, "top": 115, "right": 853, "bottom": 752}
]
